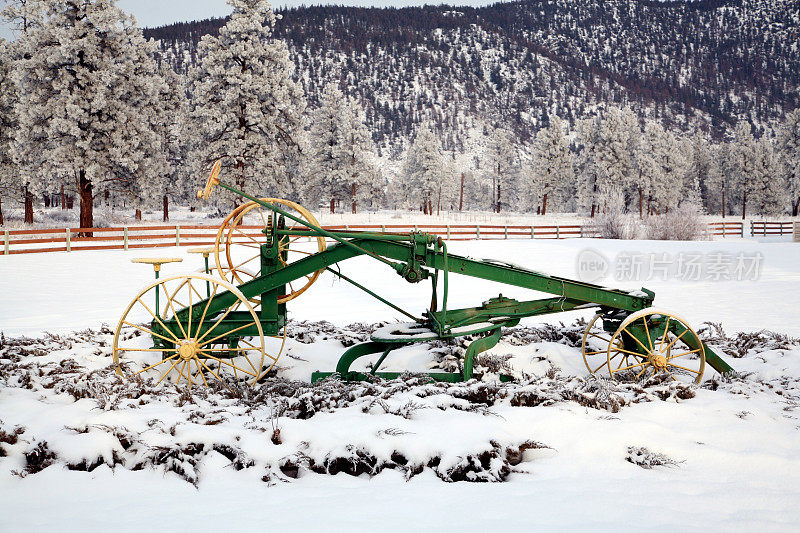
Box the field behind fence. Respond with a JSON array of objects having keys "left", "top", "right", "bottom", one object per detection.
[{"left": 0, "top": 220, "right": 767, "bottom": 256}]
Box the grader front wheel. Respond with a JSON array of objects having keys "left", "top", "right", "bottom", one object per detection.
[
  {"left": 214, "top": 198, "right": 327, "bottom": 304},
  {"left": 607, "top": 310, "right": 705, "bottom": 384},
  {"left": 113, "top": 273, "right": 283, "bottom": 389}
]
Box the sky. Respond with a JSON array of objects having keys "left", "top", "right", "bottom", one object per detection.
[{"left": 0, "top": 0, "right": 503, "bottom": 41}]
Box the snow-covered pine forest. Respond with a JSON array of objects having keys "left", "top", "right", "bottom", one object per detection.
[{"left": 0, "top": 0, "right": 799, "bottom": 229}]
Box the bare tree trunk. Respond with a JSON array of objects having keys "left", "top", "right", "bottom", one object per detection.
[
  {"left": 590, "top": 182, "right": 598, "bottom": 218},
  {"left": 437, "top": 186, "right": 441, "bottom": 216},
  {"left": 0, "top": 195, "right": 4, "bottom": 226},
  {"left": 793, "top": 196, "right": 799, "bottom": 217},
  {"left": 496, "top": 182, "right": 501, "bottom": 213},
  {"left": 78, "top": 170, "right": 93, "bottom": 237},
  {"left": 135, "top": 209, "right": 142, "bottom": 221},
  {"left": 722, "top": 188, "right": 726, "bottom": 218},
  {"left": 741, "top": 191, "right": 747, "bottom": 220},
  {"left": 43, "top": 193, "right": 50, "bottom": 208},
  {"left": 330, "top": 197, "right": 335, "bottom": 214},
  {"left": 542, "top": 188, "right": 549, "bottom": 216},
  {"left": 24, "top": 184, "right": 33, "bottom": 224},
  {"left": 351, "top": 183, "right": 357, "bottom": 214},
  {"left": 163, "top": 194, "right": 169, "bottom": 222},
  {"left": 638, "top": 187, "right": 643, "bottom": 218},
  {"left": 537, "top": 206, "right": 541, "bottom": 215},
  {"left": 61, "top": 184, "right": 66, "bottom": 210},
  {"left": 459, "top": 173, "right": 464, "bottom": 212}
]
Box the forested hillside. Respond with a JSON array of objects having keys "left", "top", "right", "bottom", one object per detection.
[{"left": 145, "top": 0, "right": 799, "bottom": 151}]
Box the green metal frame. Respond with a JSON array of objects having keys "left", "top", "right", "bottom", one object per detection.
[{"left": 148, "top": 178, "right": 734, "bottom": 381}]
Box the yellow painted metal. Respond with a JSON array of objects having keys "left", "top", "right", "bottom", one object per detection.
[
  {"left": 213, "top": 198, "right": 326, "bottom": 304},
  {"left": 131, "top": 257, "right": 183, "bottom": 272},
  {"left": 607, "top": 310, "right": 706, "bottom": 384},
  {"left": 197, "top": 159, "right": 222, "bottom": 200},
  {"left": 112, "top": 273, "right": 282, "bottom": 389}
]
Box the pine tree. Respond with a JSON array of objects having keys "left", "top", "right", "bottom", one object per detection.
[
  {"left": 484, "top": 125, "right": 517, "bottom": 213},
  {"left": 727, "top": 122, "right": 759, "bottom": 220},
  {"left": 189, "top": 0, "right": 305, "bottom": 210},
  {"left": 0, "top": 39, "right": 20, "bottom": 226},
  {"left": 402, "top": 123, "right": 444, "bottom": 215},
  {"left": 749, "top": 137, "right": 784, "bottom": 217},
  {"left": 778, "top": 109, "right": 800, "bottom": 216},
  {"left": 13, "top": 0, "right": 163, "bottom": 232},
  {"left": 640, "top": 121, "right": 687, "bottom": 214},
  {"left": 527, "top": 114, "right": 574, "bottom": 214}
]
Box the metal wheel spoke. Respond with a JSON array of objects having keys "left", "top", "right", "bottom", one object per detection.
[
  {"left": 588, "top": 332, "right": 612, "bottom": 342},
  {"left": 118, "top": 347, "right": 178, "bottom": 353},
  {"left": 658, "top": 317, "right": 671, "bottom": 352},
  {"left": 123, "top": 321, "right": 179, "bottom": 346},
  {"left": 196, "top": 358, "right": 232, "bottom": 391},
  {"left": 613, "top": 360, "right": 649, "bottom": 373},
  {"left": 202, "top": 321, "right": 258, "bottom": 347},
  {"left": 136, "top": 354, "right": 180, "bottom": 374},
  {"left": 668, "top": 363, "right": 700, "bottom": 374},
  {"left": 610, "top": 346, "right": 649, "bottom": 358},
  {"left": 200, "top": 352, "right": 257, "bottom": 377},
  {"left": 591, "top": 360, "right": 609, "bottom": 373},
  {"left": 154, "top": 358, "right": 182, "bottom": 386},
  {"left": 134, "top": 297, "right": 182, "bottom": 343},
  {"left": 641, "top": 317, "right": 654, "bottom": 351},
  {"left": 668, "top": 348, "right": 702, "bottom": 360},
  {"left": 661, "top": 328, "right": 689, "bottom": 354},
  {"left": 622, "top": 328, "right": 652, "bottom": 354}
]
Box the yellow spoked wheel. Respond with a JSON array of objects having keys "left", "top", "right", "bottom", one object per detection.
[
  {"left": 113, "top": 273, "right": 284, "bottom": 389},
  {"left": 607, "top": 310, "right": 706, "bottom": 384},
  {"left": 214, "top": 198, "right": 327, "bottom": 305},
  {"left": 581, "top": 313, "right": 625, "bottom": 377}
]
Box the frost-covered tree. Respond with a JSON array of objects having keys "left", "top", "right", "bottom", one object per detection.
[
  {"left": 129, "top": 65, "right": 188, "bottom": 221},
  {"left": 749, "top": 137, "right": 784, "bottom": 217},
  {"left": 190, "top": 0, "right": 305, "bottom": 210},
  {"left": 705, "top": 143, "right": 731, "bottom": 217},
  {"left": 690, "top": 131, "right": 717, "bottom": 215},
  {"left": 726, "top": 122, "right": 760, "bottom": 219},
  {"left": 484, "top": 126, "right": 517, "bottom": 213},
  {"left": 0, "top": 39, "right": 21, "bottom": 226},
  {"left": 402, "top": 123, "right": 445, "bottom": 215},
  {"left": 639, "top": 121, "right": 687, "bottom": 214},
  {"left": 777, "top": 109, "right": 800, "bottom": 216},
  {"left": 304, "top": 85, "right": 380, "bottom": 213},
  {"left": 1, "top": 0, "right": 44, "bottom": 35},
  {"left": 527, "top": 115, "right": 574, "bottom": 214},
  {"left": 13, "top": 0, "right": 163, "bottom": 231},
  {"left": 576, "top": 106, "right": 639, "bottom": 216}
]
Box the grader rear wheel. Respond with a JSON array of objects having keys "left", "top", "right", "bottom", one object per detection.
[
  {"left": 113, "top": 273, "right": 284, "bottom": 389},
  {"left": 607, "top": 310, "right": 705, "bottom": 384},
  {"left": 214, "top": 199, "right": 326, "bottom": 305}
]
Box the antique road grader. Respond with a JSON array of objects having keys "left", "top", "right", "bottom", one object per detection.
[{"left": 112, "top": 163, "right": 735, "bottom": 390}]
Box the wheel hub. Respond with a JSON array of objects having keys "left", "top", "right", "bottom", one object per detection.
[
  {"left": 652, "top": 354, "right": 668, "bottom": 369},
  {"left": 178, "top": 341, "right": 198, "bottom": 361}
]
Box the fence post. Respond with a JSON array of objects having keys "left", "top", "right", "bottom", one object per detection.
[
  {"left": 763, "top": 221, "right": 767, "bottom": 236},
  {"left": 742, "top": 222, "right": 745, "bottom": 238},
  {"left": 504, "top": 225, "right": 508, "bottom": 239},
  {"left": 3, "top": 230, "right": 8, "bottom": 255},
  {"left": 123, "top": 227, "right": 129, "bottom": 251},
  {"left": 66, "top": 229, "right": 71, "bottom": 252},
  {"left": 556, "top": 224, "right": 560, "bottom": 239},
  {"left": 381, "top": 224, "right": 385, "bottom": 233},
  {"left": 345, "top": 224, "right": 349, "bottom": 232},
  {"left": 579, "top": 225, "right": 584, "bottom": 238},
  {"left": 175, "top": 226, "right": 181, "bottom": 246},
  {"left": 722, "top": 223, "right": 726, "bottom": 238},
  {"left": 476, "top": 225, "right": 481, "bottom": 240},
  {"left": 447, "top": 225, "right": 451, "bottom": 239},
  {"left": 414, "top": 224, "right": 418, "bottom": 233}
]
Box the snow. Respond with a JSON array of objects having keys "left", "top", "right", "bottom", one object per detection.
[{"left": 1, "top": 237, "right": 800, "bottom": 531}]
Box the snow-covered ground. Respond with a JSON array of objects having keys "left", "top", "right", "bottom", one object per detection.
[{"left": 1, "top": 238, "right": 799, "bottom": 531}]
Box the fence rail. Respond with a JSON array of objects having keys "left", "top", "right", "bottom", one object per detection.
[
  {"left": 750, "top": 221, "right": 794, "bottom": 236},
  {"left": 0, "top": 220, "right": 757, "bottom": 256}
]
